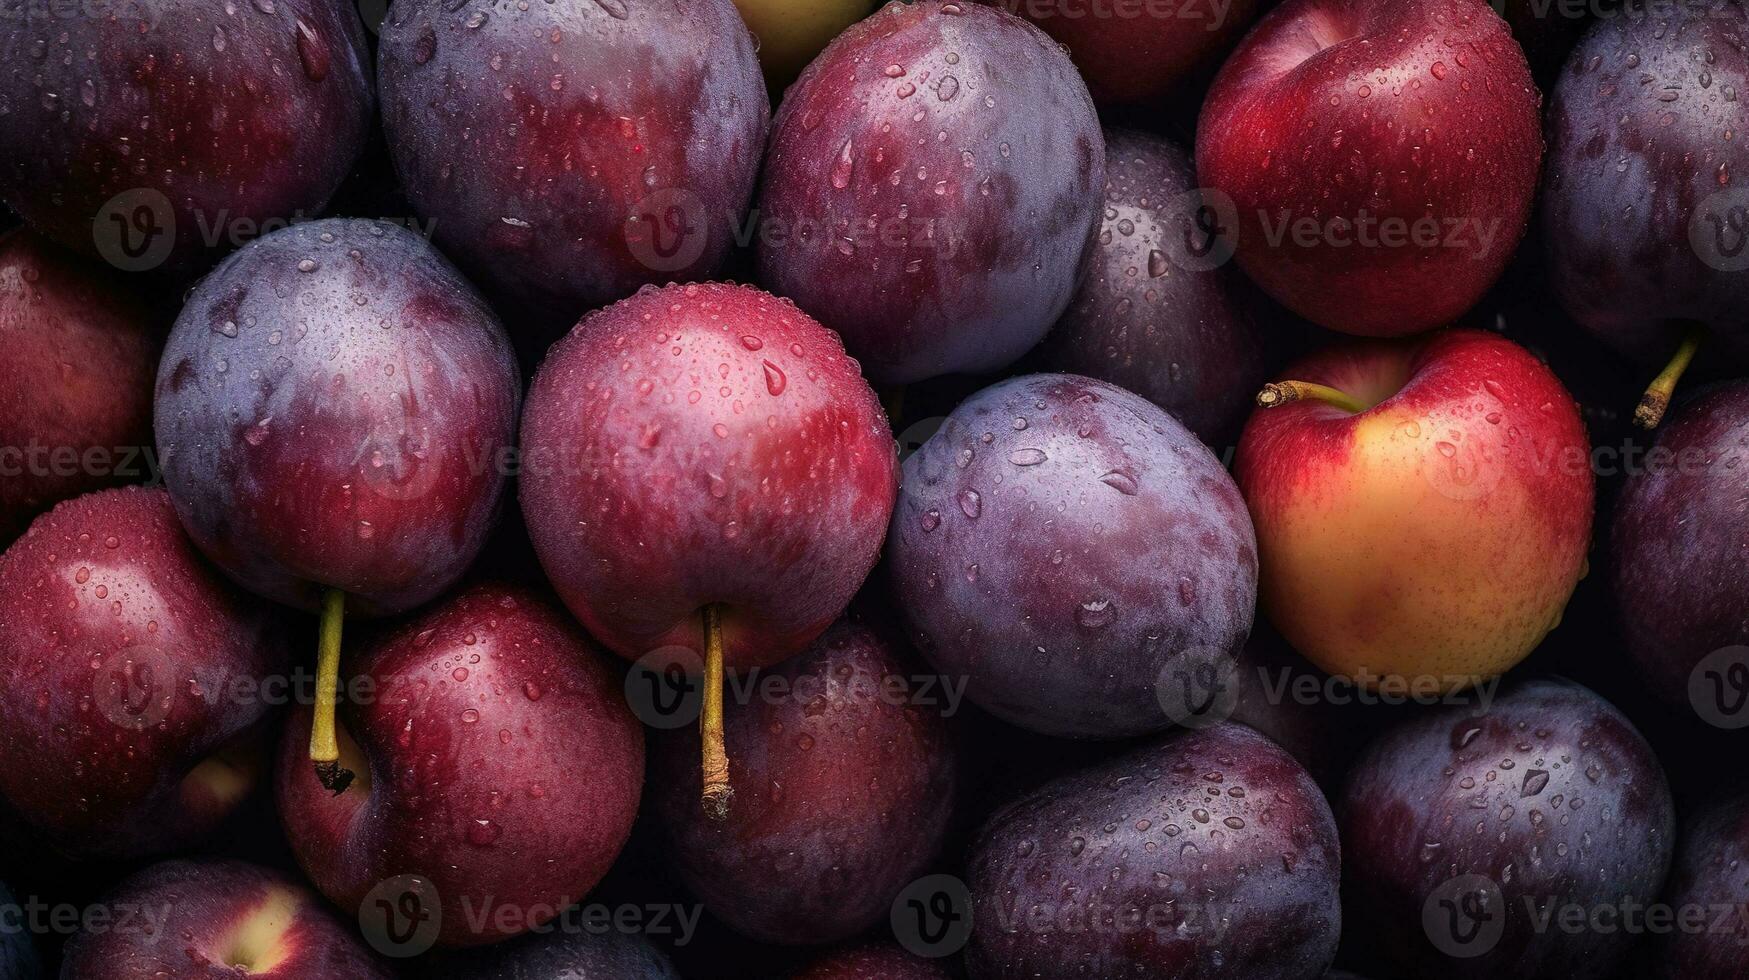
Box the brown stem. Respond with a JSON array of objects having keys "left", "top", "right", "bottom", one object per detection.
[
  {"left": 700, "top": 604, "right": 732, "bottom": 821},
  {"left": 1634, "top": 329, "right": 1704, "bottom": 430},
  {"left": 1256, "top": 380, "right": 1370, "bottom": 414}
]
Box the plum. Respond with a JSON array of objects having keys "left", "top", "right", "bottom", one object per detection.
[
  {"left": 0, "top": 0, "right": 374, "bottom": 274},
  {"left": 887, "top": 373, "right": 1257, "bottom": 738},
  {"left": 651, "top": 619, "right": 956, "bottom": 944},
  {"left": 1612, "top": 381, "right": 1749, "bottom": 714},
  {"left": 424, "top": 930, "right": 680, "bottom": 979},
  {"left": 988, "top": 0, "right": 1261, "bottom": 105},
  {"left": 1649, "top": 789, "right": 1749, "bottom": 978},
  {"left": 1034, "top": 129, "right": 1266, "bottom": 447},
  {"left": 0, "top": 230, "right": 158, "bottom": 543},
  {"left": 966, "top": 723, "right": 1341, "bottom": 979},
  {"left": 379, "top": 0, "right": 769, "bottom": 321},
  {"left": 277, "top": 583, "right": 645, "bottom": 949},
  {"left": 0, "top": 487, "right": 289, "bottom": 859},
  {"left": 1341, "top": 678, "right": 1674, "bottom": 979},
  {"left": 792, "top": 943, "right": 953, "bottom": 979},
  {"left": 757, "top": 0, "right": 1106, "bottom": 384},
  {"left": 1542, "top": 3, "right": 1749, "bottom": 422}
]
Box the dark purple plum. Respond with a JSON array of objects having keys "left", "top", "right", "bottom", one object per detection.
[
  {"left": 1648, "top": 789, "right": 1749, "bottom": 978},
  {"left": 0, "top": 487, "right": 289, "bottom": 859},
  {"left": 424, "top": 930, "right": 680, "bottom": 979},
  {"left": 379, "top": 0, "right": 768, "bottom": 321},
  {"left": 756, "top": 0, "right": 1105, "bottom": 384},
  {"left": 966, "top": 723, "right": 1341, "bottom": 980},
  {"left": 1035, "top": 129, "right": 1266, "bottom": 447},
  {"left": 887, "top": 373, "right": 1257, "bottom": 738},
  {"left": 1543, "top": 3, "right": 1749, "bottom": 421},
  {"left": 0, "top": 0, "right": 373, "bottom": 274},
  {"left": 651, "top": 619, "right": 957, "bottom": 945},
  {"left": 0, "top": 230, "right": 158, "bottom": 543},
  {"left": 792, "top": 943, "right": 952, "bottom": 979},
  {"left": 1612, "top": 381, "right": 1749, "bottom": 710},
  {"left": 1341, "top": 678, "right": 1674, "bottom": 979},
  {"left": 0, "top": 882, "right": 42, "bottom": 979},
  {"left": 154, "top": 218, "right": 519, "bottom": 617}
]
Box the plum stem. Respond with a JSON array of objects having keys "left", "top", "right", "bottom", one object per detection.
[
  {"left": 1634, "top": 329, "right": 1703, "bottom": 430},
  {"left": 700, "top": 604, "right": 733, "bottom": 821},
  {"left": 1256, "top": 380, "right": 1369, "bottom": 415},
  {"left": 310, "top": 589, "right": 354, "bottom": 796}
]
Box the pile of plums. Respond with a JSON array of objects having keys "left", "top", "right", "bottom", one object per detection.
[{"left": 1, "top": 0, "right": 1747, "bottom": 978}]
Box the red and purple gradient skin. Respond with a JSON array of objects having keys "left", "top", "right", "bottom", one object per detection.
[
  {"left": 0, "top": 488, "right": 288, "bottom": 858},
  {"left": 1612, "top": 381, "right": 1749, "bottom": 707},
  {"left": 276, "top": 584, "right": 644, "bottom": 949},
  {"left": 153, "top": 219, "right": 519, "bottom": 616},
  {"left": 756, "top": 0, "right": 1106, "bottom": 384},
  {"left": 795, "top": 943, "right": 954, "bottom": 980},
  {"left": 519, "top": 282, "right": 899, "bottom": 671},
  {"left": 651, "top": 620, "right": 957, "bottom": 945},
  {"left": 379, "top": 0, "right": 768, "bottom": 320},
  {"left": 966, "top": 724, "right": 1342, "bottom": 979},
  {"left": 1341, "top": 678, "right": 1674, "bottom": 980},
  {"left": 59, "top": 859, "right": 393, "bottom": 978},
  {"left": 0, "top": 0, "right": 373, "bottom": 273},
  {"left": 1197, "top": 0, "right": 1542, "bottom": 336},
  {"left": 1236, "top": 329, "right": 1593, "bottom": 688},
  {"left": 0, "top": 230, "right": 158, "bottom": 543}
]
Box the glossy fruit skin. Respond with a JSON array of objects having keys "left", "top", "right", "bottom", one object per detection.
[
  {"left": 733, "top": 0, "right": 880, "bottom": 89},
  {"left": 1035, "top": 129, "right": 1266, "bottom": 446},
  {"left": 154, "top": 218, "right": 519, "bottom": 616},
  {"left": 276, "top": 583, "right": 644, "bottom": 949},
  {"left": 0, "top": 230, "right": 158, "bottom": 543},
  {"left": 888, "top": 373, "right": 1257, "bottom": 738},
  {"left": 1235, "top": 330, "right": 1594, "bottom": 689},
  {"left": 1543, "top": 3, "right": 1749, "bottom": 365},
  {"left": 651, "top": 620, "right": 956, "bottom": 944},
  {"left": 757, "top": 0, "right": 1106, "bottom": 384},
  {"left": 59, "top": 859, "right": 393, "bottom": 979},
  {"left": 1612, "top": 381, "right": 1749, "bottom": 707},
  {"left": 0, "top": 488, "right": 288, "bottom": 859},
  {"left": 0, "top": 0, "right": 373, "bottom": 274},
  {"left": 1650, "top": 790, "right": 1749, "bottom": 978},
  {"left": 425, "top": 930, "right": 680, "bottom": 980},
  {"left": 520, "top": 283, "right": 898, "bottom": 670},
  {"left": 793, "top": 943, "right": 953, "bottom": 979},
  {"left": 966, "top": 723, "right": 1341, "bottom": 980},
  {"left": 1197, "top": 0, "right": 1542, "bottom": 336},
  {"left": 1341, "top": 678, "right": 1674, "bottom": 980},
  {"left": 991, "top": 0, "right": 1261, "bottom": 105},
  {"left": 379, "top": 0, "right": 768, "bottom": 320}
]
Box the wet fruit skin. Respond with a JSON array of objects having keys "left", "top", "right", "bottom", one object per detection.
[
  {"left": 1341, "top": 678, "right": 1674, "bottom": 980},
  {"left": 1035, "top": 129, "right": 1267, "bottom": 447},
  {"left": 1649, "top": 789, "right": 1749, "bottom": 979},
  {"left": 1235, "top": 330, "right": 1595, "bottom": 690},
  {"left": 1542, "top": 3, "right": 1749, "bottom": 365},
  {"left": 423, "top": 922, "right": 681, "bottom": 979},
  {"left": 0, "top": 487, "right": 289, "bottom": 859},
  {"left": 989, "top": 0, "right": 1262, "bottom": 105},
  {"left": 59, "top": 859, "right": 393, "bottom": 979},
  {"left": 519, "top": 282, "right": 898, "bottom": 671},
  {"left": 792, "top": 942, "right": 953, "bottom": 979},
  {"left": 379, "top": 0, "right": 769, "bottom": 321},
  {"left": 0, "top": 230, "right": 159, "bottom": 543},
  {"left": 1611, "top": 381, "right": 1749, "bottom": 708},
  {"left": 651, "top": 620, "right": 956, "bottom": 944},
  {"left": 153, "top": 218, "right": 520, "bottom": 617},
  {"left": 888, "top": 373, "right": 1258, "bottom": 738},
  {"left": 0, "top": 0, "right": 374, "bottom": 274},
  {"left": 966, "top": 723, "right": 1342, "bottom": 980},
  {"left": 276, "top": 583, "right": 645, "bottom": 949},
  {"left": 1197, "top": 0, "right": 1543, "bottom": 337},
  {"left": 757, "top": 0, "right": 1106, "bottom": 384}
]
